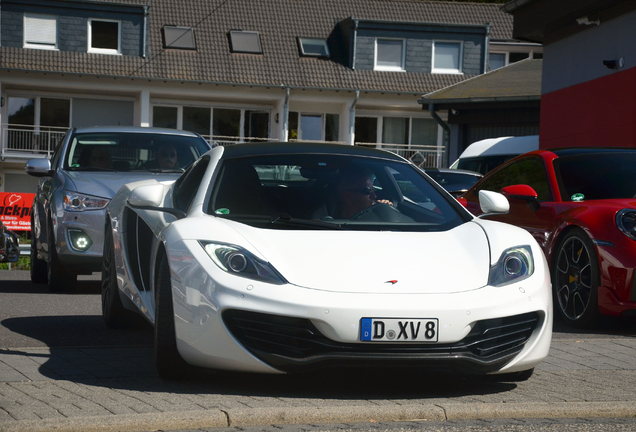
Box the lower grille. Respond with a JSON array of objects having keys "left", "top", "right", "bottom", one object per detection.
[{"left": 222, "top": 309, "right": 541, "bottom": 373}]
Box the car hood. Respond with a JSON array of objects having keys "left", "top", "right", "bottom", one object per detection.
[
  {"left": 63, "top": 170, "right": 181, "bottom": 199},
  {"left": 223, "top": 220, "right": 490, "bottom": 294}
]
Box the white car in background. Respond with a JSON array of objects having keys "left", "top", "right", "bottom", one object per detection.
[
  {"left": 103, "top": 142, "right": 552, "bottom": 380},
  {"left": 451, "top": 135, "right": 539, "bottom": 175}
]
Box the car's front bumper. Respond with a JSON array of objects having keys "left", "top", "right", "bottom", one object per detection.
[
  {"left": 167, "top": 239, "right": 553, "bottom": 375},
  {"left": 53, "top": 208, "right": 106, "bottom": 273}
]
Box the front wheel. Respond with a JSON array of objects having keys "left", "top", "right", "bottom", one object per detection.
[
  {"left": 102, "top": 227, "right": 130, "bottom": 329},
  {"left": 47, "top": 223, "right": 77, "bottom": 292},
  {"left": 154, "top": 252, "right": 189, "bottom": 379},
  {"left": 30, "top": 223, "right": 47, "bottom": 284},
  {"left": 552, "top": 229, "right": 599, "bottom": 328}
]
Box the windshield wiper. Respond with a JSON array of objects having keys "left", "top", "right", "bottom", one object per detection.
[
  {"left": 220, "top": 213, "right": 342, "bottom": 229},
  {"left": 269, "top": 212, "right": 342, "bottom": 229},
  {"left": 146, "top": 168, "right": 185, "bottom": 173},
  {"left": 66, "top": 166, "right": 116, "bottom": 172}
]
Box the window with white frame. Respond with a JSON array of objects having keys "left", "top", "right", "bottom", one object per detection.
[
  {"left": 289, "top": 112, "right": 339, "bottom": 142},
  {"left": 432, "top": 41, "right": 462, "bottom": 74},
  {"left": 375, "top": 38, "right": 405, "bottom": 71},
  {"left": 488, "top": 52, "right": 507, "bottom": 71},
  {"left": 151, "top": 105, "right": 270, "bottom": 143},
  {"left": 355, "top": 116, "right": 438, "bottom": 147},
  {"left": 24, "top": 14, "right": 58, "bottom": 49},
  {"left": 88, "top": 19, "right": 121, "bottom": 54}
]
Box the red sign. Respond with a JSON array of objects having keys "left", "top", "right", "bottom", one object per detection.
[{"left": 0, "top": 192, "right": 35, "bottom": 231}]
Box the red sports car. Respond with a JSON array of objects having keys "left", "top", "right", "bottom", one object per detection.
[{"left": 461, "top": 148, "right": 636, "bottom": 327}]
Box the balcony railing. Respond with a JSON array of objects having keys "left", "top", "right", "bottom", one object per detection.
[
  {"left": 0, "top": 126, "right": 445, "bottom": 168},
  {"left": 1, "top": 124, "right": 67, "bottom": 158},
  {"left": 355, "top": 142, "right": 445, "bottom": 168}
]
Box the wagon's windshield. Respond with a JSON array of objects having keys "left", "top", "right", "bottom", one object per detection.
[
  {"left": 555, "top": 152, "right": 636, "bottom": 201},
  {"left": 208, "top": 154, "right": 469, "bottom": 231},
  {"left": 64, "top": 132, "right": 210, "bottom": 172}
]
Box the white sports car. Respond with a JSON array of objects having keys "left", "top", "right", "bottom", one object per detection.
[{"left": 102, "top": 143, "right": 552, "bottom": 380}]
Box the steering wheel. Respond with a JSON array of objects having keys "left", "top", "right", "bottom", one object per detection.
[{"left": 350, "top": 203, "right": 412, "bottom": 222}]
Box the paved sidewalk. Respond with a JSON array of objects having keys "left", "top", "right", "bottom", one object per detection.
[{"left": 1, "top": 338, "right": 636, "bottom": 432}]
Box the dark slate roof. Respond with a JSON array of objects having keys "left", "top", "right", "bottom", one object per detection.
[
  {"left": 1, "top": 0, "right": 515, "bottom": 94},
  {"left": 418, "top": 58, "right": 542, "bottom": 105}
]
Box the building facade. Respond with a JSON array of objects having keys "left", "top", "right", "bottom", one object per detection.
[
  {"left": 1, "top": 0, "right": 537, "bottom": 193},
  {"left": 503, "top": 0, "right": 636, "bottom": 150}
]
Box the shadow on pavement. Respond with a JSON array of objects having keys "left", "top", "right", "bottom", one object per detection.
[
  {"left": 1, "top": 313, "right": 520, "bottom": 400},
  {"left": 0, "top": 279, "right": 101, "bottom": 295}
]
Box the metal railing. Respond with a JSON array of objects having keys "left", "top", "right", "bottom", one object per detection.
[
  {"left": 0, "top": 126, "right": 446, "bottom": 168},
  {"left": 1, "top": 124, "right": 67, "bottom": 157},
  {"left": 355, "top": 142, "right": 445, "bottom": 168}
]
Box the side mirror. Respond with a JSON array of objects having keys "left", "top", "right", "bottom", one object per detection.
[
  {"left": 128, "top": 184, "right": 165, "bottom": 208},
  {"left": 25, "top": 158, "right": 53, "bottom": 177},
  {"left": 478, "top": 190, "right": 510, "bottom": 216},
  {"left": 127, "top": 184, "right": 186, "bottom": 219},
  {"left": 500, "top": 184, "right": 538, "bottom": 201}
]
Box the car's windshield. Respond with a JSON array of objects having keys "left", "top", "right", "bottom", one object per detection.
[
  {"left": 208, "top": 154, "right": 469, "bottom": 231},
  {"left": 63, "top": 132, "right": 210, "bottom": 172},
  {"left": 555, "top": 152, "right": 636, "bottom": 201}
]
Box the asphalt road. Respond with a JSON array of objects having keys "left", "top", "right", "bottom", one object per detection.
[
  {"left": 1, "top": 270, "right": 635, "bottom": 349},
  {"left": 1, "top": 270, "right": 636, "bottom": 432}
]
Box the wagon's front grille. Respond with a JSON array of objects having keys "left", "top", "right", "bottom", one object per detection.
[{"left": 222, "top": 310, "right": 541, "bottom": 373}]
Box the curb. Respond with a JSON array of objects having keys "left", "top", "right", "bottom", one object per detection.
[{"left": 2, "top": 402, "right": 635, "bottom": 432}]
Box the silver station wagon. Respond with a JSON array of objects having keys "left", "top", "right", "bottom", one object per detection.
[{"left": 25, "top": 126, "right": 211, "bottom": 291}]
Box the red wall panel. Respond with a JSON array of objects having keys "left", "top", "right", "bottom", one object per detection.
[{"left": 540, "top": 67, "right": 636, "bottom": 149}]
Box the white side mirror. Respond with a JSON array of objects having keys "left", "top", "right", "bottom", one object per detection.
[
  {"left": 128, "top": 184, "right": 165, "bottom": 208},
  {"left": 479, "top": 190, "right": 510, "bottom": 215}
]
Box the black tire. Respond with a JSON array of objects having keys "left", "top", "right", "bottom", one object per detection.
[
  {"left": 30, "top": 222, "right": 47, "bottom": 284},
  {"left": 154, "top": 252, "right": 189, "bottom": 379},
  {"left": 102, "top": 227, "right": 130, "bottom": 329},
  {"left": 552, "top": 228, "right": 599, "bottom": 328},
  {"left": 47, "top": 222, "right": 77, "bottom": 292}
]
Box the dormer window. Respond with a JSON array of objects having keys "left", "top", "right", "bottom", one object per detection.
[
  {"left": 432, "top": 41, "right": 462, "bottom": 74},
  {"left": 374, "top": 38, "right": 405, "bottom": 71},
  {"left": 229, "top": 30, "right": 262, "bottom": 54},
  {"left": 88, "top": 19, "right": 121, "bottom": 54},
  {"left": 24, "top": 14, "right": 58, "bottom": 50},
  {"left": 298, "top": 38, "right": 330, "bottom": 57},
  {"left": 163, "top": 26, "right": 196, "bottom": 50}
]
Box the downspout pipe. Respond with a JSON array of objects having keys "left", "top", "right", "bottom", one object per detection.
[
  {"left": 142, "top": 6, "right": 149, "bottom": 58},
  {"left": 282, "top": 87, "right": 290, "bottom": 142},
  {"left": 483, "top": 23, "right": 492, "bottom": 72},
  {"left": 429, "top": 103, "right": 451, "bottom": 167},
  {"left": 348, "top": 90, "right": 359, "bottom": 146}
]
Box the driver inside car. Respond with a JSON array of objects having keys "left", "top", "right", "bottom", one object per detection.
[{"left": 335, "top": 168, "right": 393, "bottom": 219}]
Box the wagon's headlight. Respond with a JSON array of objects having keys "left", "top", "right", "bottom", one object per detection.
[
  {"left": 616, "top": 209, "right": 636, "bottom": 241},
  {"left": 63, "top": 192, "right": 110, "bottom": 212},
  {"left": 489, "top": 245, "right": 534, "bottom": 287},
  {"left": 200, "top": 242, "right": 287, "bottom": 285}
]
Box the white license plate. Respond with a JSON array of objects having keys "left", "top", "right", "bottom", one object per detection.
[{"left": 360, "top": 318, "right": 438, "bottom": 342}]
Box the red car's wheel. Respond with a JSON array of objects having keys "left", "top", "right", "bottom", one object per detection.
[{"left": 552, "top": 229, "right": 599, "bottom": 328}]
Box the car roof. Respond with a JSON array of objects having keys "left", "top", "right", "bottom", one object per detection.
[
  {"left": 218, "top": 141, "right": 406, "bottom": 161},
  {"left": 550, "top": 147, "right": 636, "bottom": 157},
  {"left": 459, "top": 135, "right": 539, "bottom": 158},
  {"left": 425, "top": 168, "right": 482, "bottom": 176},
  {"left": 72, "top": 126, "right": 202, "bottom": 137}
]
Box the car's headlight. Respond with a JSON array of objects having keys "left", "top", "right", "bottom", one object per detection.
[
  {"left": 616, "top": 209, "right": 636, "bottom": 241},
  {"left": 200, "top": 242, "right": 287, "bottom": 285},
  {"left": 63, "top": 192, "right": 110, "bottom": 212},
  {"left": 489, "top": 245, "right": 534, "bottom": 287}
]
